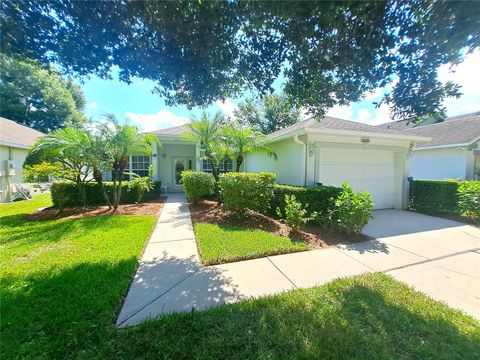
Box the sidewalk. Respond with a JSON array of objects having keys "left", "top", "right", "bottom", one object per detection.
[{"left": 117, "top": 194, "right": 480, "bottom": 327}]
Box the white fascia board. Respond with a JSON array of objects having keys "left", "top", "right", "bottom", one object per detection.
[
  {"left": 305, "top": 128, "right": 431, "bottom": 143},
  {"left": 415, "top": 143, "right": 470, "bottom": 151},
  {"left": 0, "top": 141, "right": 29, "bottom": 149},
  {"left": 265, "top": 128, "right": 307, "bottom": 144}
]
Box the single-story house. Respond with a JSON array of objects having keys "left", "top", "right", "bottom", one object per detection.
[
  {"left": 0, "top": 117, "right": 44, "bottom": 202},
  {"left": 378, "top": 111, "right": 480, "bottom": 180},
  {"left": 147, "top": 117, "right": 429, "bottom": 210}
]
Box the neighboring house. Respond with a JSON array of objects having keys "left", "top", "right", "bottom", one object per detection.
[
  {"left": 378, "top": 111, "right": 480, "bottom": 180},
  {"left": 0, "top": 117, "right": 44, "bottom": 201},
  {"left": 148, "top": 117, "right": 428, "bottom": 210}
]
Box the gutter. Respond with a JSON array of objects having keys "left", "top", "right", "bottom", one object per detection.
[
  {"left": 0, "top": 141, "right": 30, "bottom": 149},
  {"left": 293, "top": 135, "right": 307, "bottom": 186}
]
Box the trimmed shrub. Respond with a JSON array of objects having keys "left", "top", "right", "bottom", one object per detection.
[
  {"left": 271, "top": 184, "right": 341, "bottom": 225},
  {"left": 330, "top": 182, "right": 374, "bottom": 234},
  {"left": 409, "top": 180, "right": 460, "bottom": 215},
  {"left": 219, "top": 172, "right": 276, "bottom": 215},
  {"left": 276, "top": 194, "right": 315, "bottom": 231},
  {"left": 50, "top": 181, "right": 161, "bottom": 207},
  {"left": 181, "top": 171, "right": 215, "bottom": 203},
  {"left": 458, "top": 180, "right": 480, "bottom": 221}
]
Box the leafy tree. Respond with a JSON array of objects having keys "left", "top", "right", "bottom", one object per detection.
[
  {"left": 2, "top": 1, "right": 479, "bottom": 119},
  {"left": 96, "top": 116, "right": 159, "bottom": 210},
  {"left": 28, "top": 127, "right": 94, "bottom": 206},
  {"left": 224, "top": 127, "right": 277, "bottom": 171},
  {"left": 234, "top": 94, "right": 300, "bottom": 134},
  {"left": 0, "top": 54, "right": 86, "bottom": 132}
]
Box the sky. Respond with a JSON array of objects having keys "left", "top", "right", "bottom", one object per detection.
[{"left": 81, "top": 50, "right": 480, "bottom": 131}]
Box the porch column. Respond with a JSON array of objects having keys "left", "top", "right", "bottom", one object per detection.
[
  {"left": 195, "top": 143, "right": 201, "bottom": 171},
  {"left": 151, "top": 143, "right": 159, "bottom": 181}
]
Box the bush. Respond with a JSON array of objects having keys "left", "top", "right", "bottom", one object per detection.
[
  {"left": 50, "top": 181, "right": 161, "bottom": 207},
  {"left": 276, "top": 194, "right": 315, "bottom": 231},
  {"left": 181, "top": 171, "right": 215, "bottom": 202},
  {"left": 219, "top": 172, "right": 276, "bottom": 215},
  {"left": 458, "top": 180, "right": 480, "bottom": 221},
  {"left": 328, "top": 183, "right": 374, "bottom": 234},
  {"left": 409, "top": 180, "right": 460, "bottom": 215},
  {"left": 270, "top": 184, "right": 341, "bottom": 225}
]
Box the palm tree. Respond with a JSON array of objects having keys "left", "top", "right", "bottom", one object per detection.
[
  {"left": 183, "top": 112, "right": 227, "bottom": 181},
  {"left": 225, "top": 127, "right": 277, "bottom": 172},
  {"left": 30, "top": 126, "right": 94, "bottom": 207},
  {"left": 97, "top": 115, "right": 160, "bottom": 210}
]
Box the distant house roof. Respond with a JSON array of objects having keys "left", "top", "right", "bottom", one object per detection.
[
  {"left": 0, "top": 117, "right": 44, "bottom": 149},
  {"left": 268, "top": 116, "right": 429, "bottom": 142},
  {"left": 148, "top": 124, "right": 189, "bottom": 138},
  {"left": 378, "top": 112, "right": 480, "bottom": 148}
]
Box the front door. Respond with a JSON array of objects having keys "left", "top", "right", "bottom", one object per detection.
[{"left": 172, "top": 157, "right": 193, "bottom": 191}]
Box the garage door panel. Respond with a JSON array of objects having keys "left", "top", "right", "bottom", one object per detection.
[{"left": 319, "top": 149, "right": 395, "bottom": 209}]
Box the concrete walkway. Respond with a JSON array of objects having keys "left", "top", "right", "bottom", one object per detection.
[{"left": 117, "top": 196, "right": 480, "bottom": 327}]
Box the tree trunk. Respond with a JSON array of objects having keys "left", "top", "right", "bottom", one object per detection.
[
  {"left": 113, "top": 164, "right": 127, "bottom": 211},
  {"left": 76, "top": 178, "right": 86, "bottom": 208},
  {"left": 94, "top": 168, "right": 111, "bottom": 209},
  {"left": 236, "top": 155, "right": 243, "bottom": 172}
]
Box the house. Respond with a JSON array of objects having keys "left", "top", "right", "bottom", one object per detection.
[
  {"left": 0, "top": 117, "right": 44, "bottom": 201},
  {"left": 378, "top": 111, "right": 480, "bottom": 180},
  {"left": 148, "top": 117, "right": 429, "bottom": 210}
]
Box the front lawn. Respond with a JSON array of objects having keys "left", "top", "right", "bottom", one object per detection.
[
  {"left": 1, "top": 195, "right": 479, "bottom": 359},
  {"left": 195, "top": 223, "right": 308, "bottom": 265}
]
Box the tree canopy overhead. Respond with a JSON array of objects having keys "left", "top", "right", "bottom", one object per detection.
[{"left": 2, "top": 0, "right": 479, "bottom": 119}]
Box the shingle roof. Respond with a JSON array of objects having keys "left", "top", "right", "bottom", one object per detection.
[
  {"left": 0, "top": 117, "right": 44, "bottom": 148},
  {"left": 147, "top": 124, "right": 189, "bottom": 137},
  {"left": 400, "top": 112, "right": 480, "bottom": 148},
  {"left": 377, "top": 111, "right": 480, "bottom": 131},
  {"left": 268, "top": 116, "right": 416, "bottom": 139}
]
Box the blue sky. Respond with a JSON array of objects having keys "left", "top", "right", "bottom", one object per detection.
[{"left": 81, "top": 50, "right": 479, "bottom": 131}]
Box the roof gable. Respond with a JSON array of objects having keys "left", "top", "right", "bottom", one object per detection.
[{"left": 0, "top": 117, "right": 44, "bottom": 148}]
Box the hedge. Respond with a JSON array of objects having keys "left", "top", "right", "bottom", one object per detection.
[
  {"left": 181, "top": 171, "right": 215, "bottom": 202},
  {"left": 51, "top": 181, "right": 161, "bottom": 207},
  {"left": 409, "top": 180, "right": 460, "bottom": 215},
  {"left": 269, "top": 184, "right": 342, "bottom": 224},
  {"left": 219, "top": 172, "right": 276, "bottom": 214}
]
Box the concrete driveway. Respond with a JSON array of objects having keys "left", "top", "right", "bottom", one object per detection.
[
  {"left": 361, "top": 210, "right": 480, "bottom": 320},
  {"left": 117, "top": 199, "right": 480, "bottom": 327}
]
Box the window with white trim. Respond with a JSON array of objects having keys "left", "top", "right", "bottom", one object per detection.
[
  {"left": 131, "top": 155, "right": 150, "bottom": 177},
  {"left": 202, "top": 158, "right": 233, "bottom": 173}
]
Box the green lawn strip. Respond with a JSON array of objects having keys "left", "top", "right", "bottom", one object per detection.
[
  {"left": 0, "top": 195, "right": 157, "bottom": 359},
  {"left": 195, "top": 222, "right": 308, "bottom": 265},
  {"left": 2, "top": 196, "right": 480, "bottom": 359},
  {"left": 100, "top": 273, "right": 480, "bottom": 360}
]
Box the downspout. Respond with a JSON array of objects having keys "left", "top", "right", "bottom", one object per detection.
[{"left": 293, "top": 135, "right": 307, "bottom": 186}]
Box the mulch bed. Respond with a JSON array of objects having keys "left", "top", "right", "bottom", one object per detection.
[
  {"left": 189, "top": 199, "right": 370, "bottom": 249},
  {"left": 23, "top": 197, "right": 166, "bottom": 222}
]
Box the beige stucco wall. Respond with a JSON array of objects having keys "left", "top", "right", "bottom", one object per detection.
[
  {"left": 245, "top": 137, "right": 304, "bottom": 186},
  {"left": 0, "top": 144, "right": 29, "bottom": 201}
]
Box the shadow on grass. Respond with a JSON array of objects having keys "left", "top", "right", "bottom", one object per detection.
[{"left": 108, "top": 274, "right": 480, "bottom": 360}]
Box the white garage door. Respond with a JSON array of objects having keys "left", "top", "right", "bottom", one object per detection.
[{"left": 318, "top": 149, "right": 395, "bottom": 209}]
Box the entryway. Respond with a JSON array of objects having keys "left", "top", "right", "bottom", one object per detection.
[{"left": 171, "top": 157, "right": 194, "bottom": 192}]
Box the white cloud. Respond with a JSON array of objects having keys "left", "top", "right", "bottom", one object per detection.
[
  {"left": 215, "top": 99, "right": 238, "bottom": 117},
  {"left": 355, "top": 103, "right": 391, "bottom": 125},
  {"left": 326, "top": 104, "right": 354, "bottom": 120},
  {"left": 438, "top": 50, "right": 480, "bottom": 116},
  {"left": 125, "top": 109, "right": 189, "bottom": 132},
  {"left": 87, "top": 102, "right": 99, "bottom": 110}
]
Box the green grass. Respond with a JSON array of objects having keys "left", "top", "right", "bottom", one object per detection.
[
  {"left": 1, "top": 196, "right": 479, "bottom": 359},
  {"left": 195, "top": 223, "right": 308, "bottom": 265}
]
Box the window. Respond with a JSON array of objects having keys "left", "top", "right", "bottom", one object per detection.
[
  {"left": 202, "top": 158, "right": 233, "bottom": 173},
  {"left": 131, "top": 155, "right": 151, "bottom": 177}
]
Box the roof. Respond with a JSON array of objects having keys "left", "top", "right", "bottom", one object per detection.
[
  {"left": 399, "top": 112, "right": 480, "bottom": 148},
  {"left": 268, "top": 116, "right": 428, "bottom": 142},
  {"left": 148, "top": 124, "right": 189, "bottom": 137},
  {"left": 0, "top": 117, "right": 44, "bottom": 148},
  {"left": 377, "top": 111, "right": 480, "bottom": 131}
]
